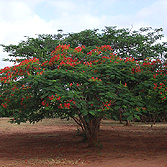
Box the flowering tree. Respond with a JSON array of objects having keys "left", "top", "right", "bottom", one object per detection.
[
  {"left": 136, "top": 59, "right": 167, "bottom": 123},
  {"left": 1, "top": 44, "right": 166, "bottom": 146}
]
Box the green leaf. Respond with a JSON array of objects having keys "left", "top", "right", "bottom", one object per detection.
[
  {"left": 123, "top": 112, "right": 130, "bottom": 116},
  {"left": 81, "top": 109, "right": 88, "bottom": 116},
  {"left": 136, "top": 102, "right": 143, "bottom": 106},
  {"left": 89, "top": 110, "right": 96, "bottom": 116},
  {"left": 134, "top": 114, "right": 140, "bottom": 120},
  {"left": 112, "top": 115, "right": 119, "bottom": 121},
  {"left": 130, "top": 77, "right": 136, "bottom": 80},
  {"left": 76, "top": 103, "right": 81, "bottom": 109},
  {"left": 127, "top": 115, "right": 133, "bottom": 121},
  {"left": 114, "top": 106, "right": 120, "bottom": 110},
  {"left": 99, "top": 93, "right": 105, "bottom": 96},
  {"left": 110, "top": 75, "right": 115, "bottom": 79}
]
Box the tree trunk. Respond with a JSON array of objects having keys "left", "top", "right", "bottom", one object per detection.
[
  {"left": 72, "top": 115, "right": 102, "bottom": 147},
  {"left": 85, "top": 117, "right": 101, "bottom": 147},
  {"left": 119, "top": 109, "right": 123, "bottom": 124},
  {"left": 125, "top": 120, "right": 132, "bottom": 126}
]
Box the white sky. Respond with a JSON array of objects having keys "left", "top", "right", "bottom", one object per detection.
[{"left": 0, "top": 0, "right": 167, "bottom": 68}]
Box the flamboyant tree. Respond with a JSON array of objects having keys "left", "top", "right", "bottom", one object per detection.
[
  {"left": 0, "top": 27, "right": 167, "bottom": 146},
  {"left": 136, "top": 59, "right": 167, "bottom": 123},
  {"left": 0, "top": 44, "right": 167, "bottom": 146}
]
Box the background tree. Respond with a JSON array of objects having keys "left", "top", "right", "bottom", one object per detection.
[
  {"left": 64, "top": 26, "right": 167, "bottom": 61},
  {"left": 1, "top": 26, "right": 167, "bottom": 64},
  {"left": 0, "top": 30, "right": 64, "bottom": 64}
]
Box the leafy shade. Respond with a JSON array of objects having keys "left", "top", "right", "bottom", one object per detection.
[{"left": 0, "top": 44, "right": 167, "bottom": 146}]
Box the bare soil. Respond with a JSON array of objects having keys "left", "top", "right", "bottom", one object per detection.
[{"left": 0, "top": 118, "right": 167, "bottom": 167}]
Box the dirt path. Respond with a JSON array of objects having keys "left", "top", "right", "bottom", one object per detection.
[{"left": 0, "top": 118, "right": 167, "bottom": 167}]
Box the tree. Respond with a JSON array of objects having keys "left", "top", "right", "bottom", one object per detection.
[
  {"left": 1, "top": 43, "right": 166, "bottom": 146},
  {"left": 136, "top": 59, "right": 167, "bottom": 124},
  {"left": 64, "top": 26, "right": 167, "bottom": 61},
  {"left": 0, "top": 27, "right": 167, "bottom": 146},
  {"left": 0, "top": 31, "right": 64, "bottom": 64},
  {"left": 1, "top": 27, "right": 167, "bottom": 64},
  {"left": 101, "top": 26, "right": 167, "bottom": 60}
]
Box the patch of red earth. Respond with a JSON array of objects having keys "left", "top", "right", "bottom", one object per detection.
[{"left": 0, "top": 119, "right": 167, "bottom": 167}]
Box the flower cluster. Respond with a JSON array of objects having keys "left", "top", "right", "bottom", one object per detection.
[
  {"left": 153, "top": 82, "right": 167, "bottom": 100},
  {"left": 74, "top": 45, "right": 85, "bottom": 52},
  {"left": 0, "top": 58, "right": 40, "bottom": 83},
  {"left": 102, "top": 100, "right": 114, "bottom": 110},
  {"left": 58, "top": 100, "right": 76, "bottom": 109},
  {"left": 89, "top": 77, "right": 102, "bottom": 82},
  {"left": 1, "top": 102, "right": 7, "bottom": 109}
]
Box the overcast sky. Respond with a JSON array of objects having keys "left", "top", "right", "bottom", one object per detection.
[{"left": 0, "top": 0, "right": 167, "bottom": 68}]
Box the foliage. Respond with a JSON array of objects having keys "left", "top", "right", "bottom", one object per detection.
[
  {"left": 0, "top": 32, "right": 64, "bottom": 64},
  {"left": 0, "top": 43, "right": 167, "bottom": 145},
  {"left": 1, "top": 27, "right": 167, "bottom": 64},
  {"left": 64, "top": 26, "right": 167, "bottom": 60}
]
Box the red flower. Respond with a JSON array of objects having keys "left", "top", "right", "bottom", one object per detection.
[
  {"left": 57, "top": 96, "right": 61, "bottom": 101},
  {"left": 70, "top": 83, "right": 73, "bottom": 86},
  {"left": 42, "top": 100, "right": 46, "bottom": 106},
  {"left": 64, "top": 103, "right": 71, "bottom": 109},
  {"left": 48, "top": 95, "right": 54, "bottom": 100},
  {"left": 72, "top": 101, "right": 76, "bottom": 105},
  {"left": 58, "top": 104, "right": 63, "bottom": 108},
  {"left": 124, "top": 83, "right": 127, "bottom": 87},
  {"left": 1, "top": 103, "right": 7, "bottom": 109}
]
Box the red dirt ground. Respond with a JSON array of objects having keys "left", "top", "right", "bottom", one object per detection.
[{"left": 0, "top": 118, "right": 167, "bottom": 167}]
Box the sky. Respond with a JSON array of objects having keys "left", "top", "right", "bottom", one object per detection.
[{"left": 0, "top": 0, "right": 167, "bottom": 68}]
